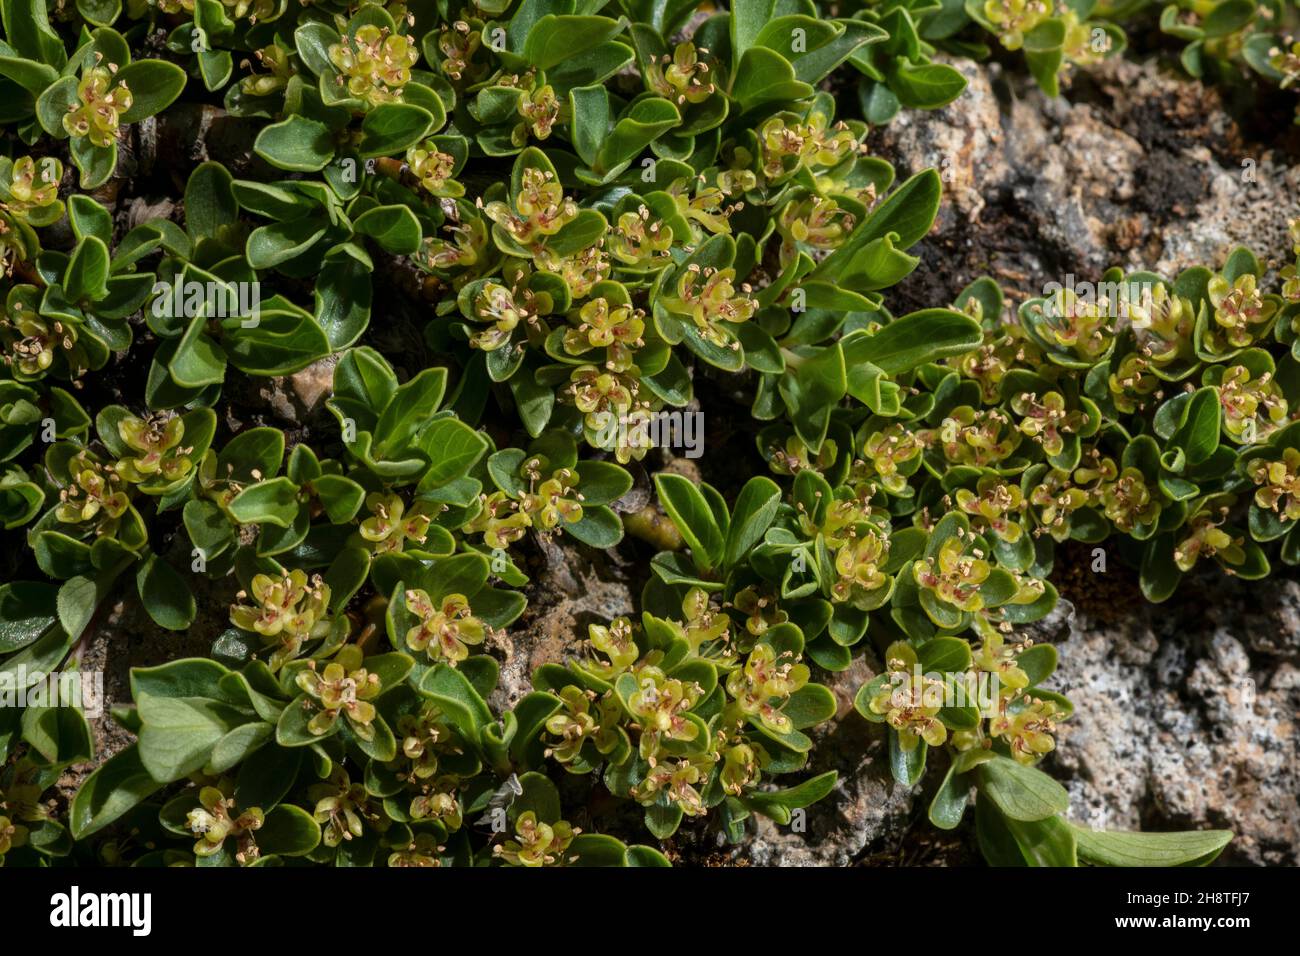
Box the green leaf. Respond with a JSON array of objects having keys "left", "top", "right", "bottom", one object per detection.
[
  {"left": 21, "top": 701, "right": 93, "bottom": 766},
  {"left": 645, "top": 799, "right": 683, "bottom": 839},
  {"left": 917, "top": 636, "right": 972, "bottom": 672},
  {"left": 841, "top": 309, "right": 982, "bottom": 376},
  {"left": 929, "top": 762, "right": 971, "bottom": 829},
  {"left": 744, "top": 770, "right": 838, "bottom": 814},
  {"left": 130, "top": 658, "right": 230, "bottom": 700},
  {"left": 358, "top": 103, "right": 437, "bottom": 159},
  {"left": 116, "top": 59, "right": 187, "bottom": 123},
  {"left": 568, "top": 83, "right": 609, "bottom": 168},
  {"left": 227, "top": 477, "right": 301, "bottom": 528},
  {"left": 374, "top": 367, "right": 447, "bottom": 456},
  {"left": 0, "top": 52, "right": 57, "bottom": 95},
  {"left": 418, "top": 664, "right": 492, "bottom": 738},
  {"left": 254, "top": 115, "right": 335, "bottom": 172},
  {"left": 817, "top": 170, "right": 941, "bottom": 280},
  {"left": 246, "top": 216, "right": 328, "bottom": 270},
  {"left": 889, "top": 62, "right": 967, "bottom": 108},
  {"left": 1072, "top": 825, "right": 1233, "bottom": 867},
  {"left": 57, "top": 573, "right": 111, "bottom": 642},
  {"left": 978, "top": 755, "right": 1070, "bottom": 822},
  {"left": 69, "top": 744, "right": 164, "bottom": 839},
  {"left": 258, "top": 803, "right": 322, "bottom": 856},
  {"left": 137, "top": 694, "right": 253, "bottom": 782},
  {"left": 1169, "top": 386, "right": 1221, "bottom": 467},
  {"left": 353, "top": 205, "right": 422, "bottom": 255},
  {"left": 64, "top": 236, "right": 110, "bottom": 302},
  {"left": 135, "top": 555, "right": 196, "bottom": 631},
  {"left": 565, "top": 505, "right": 624, "bottom": 548},
  {"left": 724, "top": 476, "right": 781, "bottom": 568},
  {"left": 524, "top": 15, "right": 626, "bottom": 70},
  {"left": 654, "top": 473, "right": 724, "bottom": 572},
  {"left": 0, "top": 581, "right": 57, "bottom": 654},
  {"left": 889, "top": 730, "right": 927, "bottom": 785},
  {"left": 69, "top": 136, "right": 116, "bottom": 189},
  {"left": 35, "top": 75, "right": 78, "bottom": 138}
]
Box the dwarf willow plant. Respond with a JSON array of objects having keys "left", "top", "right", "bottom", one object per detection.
[{"left": 0, "top": 0, "right": 1287, "bottom": 868}]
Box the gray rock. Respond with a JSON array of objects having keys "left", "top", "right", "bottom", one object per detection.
[
  {"left": 875, "top": 57, "right": 1300, "bottom": 315},
  {"left": 1049, "top": 572, "right": 1300, "bottom": 865}
]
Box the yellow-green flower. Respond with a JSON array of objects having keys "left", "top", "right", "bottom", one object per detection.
[
  {"left": 406, "top": 142, "right": 463, "bottom": 198},
  {"left": 607, "top": 207, "right": 673, "bottom": 269},
  {"left": 309, "top": 768, "right": 387, "bottom": 846},
  {"left": 5, "top": 157, "right": 61, "bottom": 215},
  {"left": 521, "top": 466, "right": 583, "bottom": 530},
  {"left": 474, "top": 281, "right": 541, "bottom": 351},
  {"left": 867, "top": 668, "right": 947, "bottom": 751},
  {"left": 725, "top": 642, "right": 808, "bottom": 734},
  {"left": 515, "top": 81, "right": 560, "bottom": 143},
  {"left": 631, "top": 754, "right": 714, "bottom": 816},
  {"left": 494, "top": 811, "right": 577, "bottom": 866},
  {"left": 1250, "top": 448, "right": 1300, "bottom": 522},
  {"left": 396, "top": 703, "right": 456, "bottom": 779},
  {"left": 1100, "top": 467, "right": 1160, "bottom": 533},
  {"left": 388, "top": 833, "right": 444, "bottom": 867},
  {"left": 358, "top": 492, "right": 434, "bottom": 554},
  {"left": 972, "top": 631, "right": 1030, "bottom": 693},
  {"left": 1206, "top": 274, "right": 1277, "bottom": 351},
  {"left": 1, "top": 310, "right": 67, "bottom": 377},
  {"left": 241, "top": 44, "right": 294, "bottom": 97},
  {"left": 1269, "top": 40, "right": 1300, "bottom": 89},
  {"left": 929, "top": 406, "right": 1021, "bottom": 468},
  {"left": 732, "top": 585, "right": 788, "bottom": 636},
  {"left": 645, "top": 42, "right": 716, "bottom": 105},
  {"left": 914, "top": 536, "right": 990, "bottom": 612},
  {"left": 403, "top": 589, "right": 485, "bottom": 663},
  {"left": 295, "top": 644, "right": 383, "bottom": 739},
  {"left": 0, "top": 814, "right": 27, "bottom": 864},
  {"left": 1107, "top": 352, "right": 1162, "bottom": 414},
  {"left": 776, "top": 194, "right": 854, "bottom": 265},
  {"left": 544, "top": 685, "right": 622, "bottom": 764},
  {"left": 55, "top": 452, "right": 130, "bottom": 528},
  {"left": 860, "top": 425, "right": 922, "bottom": 494},
  {"left": 63, "top": 65, "right": 133, "bottom": 147},
  {"left": 628, "top": 668, "right": 703, "bottom": 757},
  {"left": 466, "top": 491, "right": 531, "bottom": 550},
  {"left": 229, "top": 570, "right": 334, "bottom": 670},
  {"left": 1129, "top": 282, "right": 1195, "bottom": 366},
  {"left": 1012, "top": 390, "right": 1087, "bottom": 458},
  {"left": 186, "top": 787, "right": 264, "bottom": 863},
  {"left": 1174, "top": 511, "right": 1245, "bottom": 573},
  {"left": 483, "top": 167, "right": 577, "bottom": 246},
  {"left": 1216, "top": 365, "right": 1286, "bottom": 443},
  {"left": 757, "top": 112, "right": 857, "bottom": 182},
  {"left": 768, "top": 433, "right": 837, "bottom": 476},
  {"left": 720, "top": 741, "right": 765, "bottom": 795},
  {"left": 115, "top": 414, "right": 194, "bottom": 485},
  {"left": 679, "top": 585, "right": 732, "bottom": 649},
  {"left": 1041, "top": 288, "right": 1116, "bottom": 361},
  {"left": 831, "top": 528, "right": 891, "bottom": 605},
  {"left": 329, "top": 26, "right": 419, "bottom": 106},
  {"left": 956, "top": 477, "right": 1025, "bottom": 542},
  {"left": 1029, "top": 467, "right": 1090, "bottom": 540},
  {"left": 436, "top": 20, "right": 483, "bottom": 82},
  {"left": 562, "top": 298, "right": 645, "bottom": 371},
  {"left": 983, "top": 0, "right": 1050, "bottom": 51},
  {"left": 990, "top": 696, "right": 1060, "bottom": 764},
  {"left": 663, "top": 265, "right": 756, "bottom": 347}
]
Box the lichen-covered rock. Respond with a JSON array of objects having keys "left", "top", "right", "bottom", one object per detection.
[
  {"left": 1048, "top": 572, "right": 1300, "bottom": 866},
  {"left": 877, "top": 57, "right": 1300, "bottom": 315}
]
